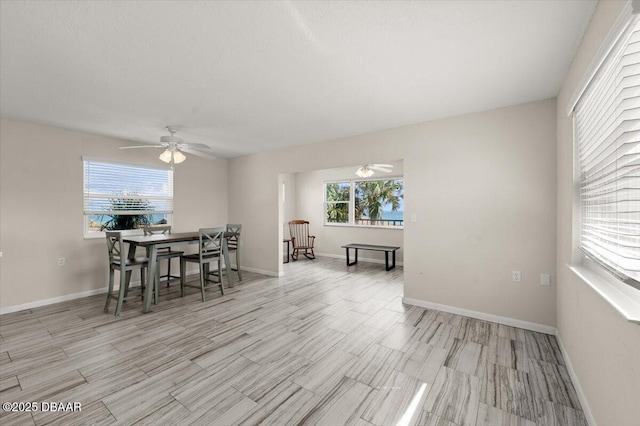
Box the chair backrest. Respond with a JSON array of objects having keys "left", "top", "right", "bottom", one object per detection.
[
  {"left": 105, "top": 231, "right": 125, "bottom": 265},
  {"left": 199, "top": 227, "right": 225, "bottom": 259},
  {"left": 143, "top": 225, "right": 172, "bottom": 236},
  {"left": 226, "top": 224, "right": 242, "bottom": 250},
  {"left": 289, "top": 220, "right": 311, "bottom": 247}
]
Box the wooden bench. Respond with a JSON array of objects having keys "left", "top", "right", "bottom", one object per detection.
[{"left": 341, "top": 243, "right": 401, "bottom": 271}]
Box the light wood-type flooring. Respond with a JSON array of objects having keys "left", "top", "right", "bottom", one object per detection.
[{"left": 0, "top": 257, "right": 586, "bottom": 425}]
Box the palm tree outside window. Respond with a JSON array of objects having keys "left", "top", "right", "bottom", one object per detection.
[{"left": 324, "top": 179, "right": 404, "bottom": 227}]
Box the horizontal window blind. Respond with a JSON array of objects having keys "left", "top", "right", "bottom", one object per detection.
[
  {"left": 576, "top": 17, "right": 640, "bottom": 282},
  {"left": 84, "top": 160, "right": 173, "bottom": 215}
]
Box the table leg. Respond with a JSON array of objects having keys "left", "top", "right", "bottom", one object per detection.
[
  {"left": 385, "top": 251, "right": 389, "bottom": 271},
  {"left": 143, "top": 246, "right": 158, "bottom": 313}
]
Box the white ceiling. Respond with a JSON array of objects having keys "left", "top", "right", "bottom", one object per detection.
[{"left": 0, "top": 1, "right": 595, "bottom": 158}]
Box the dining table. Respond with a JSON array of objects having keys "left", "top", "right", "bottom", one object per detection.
[{"left": 123, "top": 231, "right": 235, "bottom": 313}]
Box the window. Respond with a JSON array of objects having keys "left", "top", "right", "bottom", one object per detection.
[
  {"left": 575, "top": 17, "right": 640, "bottom": 285},
  {"left": 324, "top": 178, "right": 404, "bottom": 227},
  {"left": 83, "top": 159, "right": 173, "bottom": 236},
  {"left": 325, "top": 182, "right": 350, "bottom": 224}
]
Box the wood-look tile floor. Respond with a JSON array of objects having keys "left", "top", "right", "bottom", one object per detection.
[{"left": 0, "top": 257, "right": 586, "bottom": 426}]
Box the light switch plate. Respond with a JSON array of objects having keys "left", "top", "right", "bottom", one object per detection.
[{"left": 540, "top": 273, "right": 551, "bottom": 286}]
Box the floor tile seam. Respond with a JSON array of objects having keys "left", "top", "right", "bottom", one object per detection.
[
  {"left": 422, "top": 407, "right": 466, "bottom": 426},
  {"left": 479, "top": 389, "right": 539, "bottom": 423},
  {"left": 534, "top": 393, "right": 584, "bottom": 413},
  {"left": 233, "top": 377, "right": 300, "bottom": 406},
  {"left": 61, "top": 341, "right": 120, "bottom": 359},
  {"left": 15, "top": 369, "right": 88, "bottom": 402}
]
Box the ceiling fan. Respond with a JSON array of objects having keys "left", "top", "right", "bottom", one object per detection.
[
  {"left": 355, "top": 164, "right": 393, "bottom": 177},
  {"left": 119, "top": 126, "right": 217, "bottom": 168}
]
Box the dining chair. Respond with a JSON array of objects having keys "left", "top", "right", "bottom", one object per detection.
[
  {"left": 143, "top": 225, "right": 184, "bottom": 287},
  {"left": 180, "top": 227, "right": 225, "bottom": 302},
  {"left": 104, "top": 231, "right": 150, "bottom": 316},
  {"left": 225, "top": 224, "right": 242, "bottom": 281}
]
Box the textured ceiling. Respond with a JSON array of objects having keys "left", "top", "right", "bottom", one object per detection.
[{"left": 0, "top": 1, "right": 595, "bottom": 157}]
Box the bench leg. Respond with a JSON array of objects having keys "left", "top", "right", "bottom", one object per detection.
[
  {"left": 385, "top": 250, "right": 396, "bottom": 271},
  {"left": 346, "top": 248, "right": 358, "bottom": 266}
]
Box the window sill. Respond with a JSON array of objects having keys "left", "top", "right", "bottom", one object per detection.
[
  {"left": 324, "top": 223, "right": 404, "bottom": 230},
  {"left": 567, "top": 264, "right": 640, "bottom": 325},
  {"left": 83, "top": 229, "right": 145, "bottom": 240}
]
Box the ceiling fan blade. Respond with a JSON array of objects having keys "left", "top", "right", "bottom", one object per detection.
[
  {"left": 370, "top": 164, "right": 393, "bottom": 168},
  {"left": 119, "top": 145, "right": 165, "bottom": 149},
  {"left": 370, "top": 166, "right": 392, "bottom": 173},
  {"left": 181, "top": 142, "right": 211, "bottom": 149},
  {"left": 179, "top": 146, "right": 217, "bottom": 160}
]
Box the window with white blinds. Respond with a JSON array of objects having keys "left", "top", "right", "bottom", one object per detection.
[
  {"left": 576, "top": 17, "right": 640, "bottom": 283},
  {"left": 83, "top": 160, "right": 173, "bottom": 233}
]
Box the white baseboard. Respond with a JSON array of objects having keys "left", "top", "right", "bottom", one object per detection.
[
  {"left": 316, "top": 252, "right": 404, "bottom": 267},
  {"left": 401, "top": 296, "right": 556, "bottom": 335},
  {"left": 0, "top": 269, "right": 201, "bottom": 316},
  {"left": 233, "top": 264, "right": 280, "bottom": 277},
  {"left": 554, "top": 331, "right": 596, "bottom": 426},
  {"left": 0, "top": 287, "right": 110, "bottom": 315}
]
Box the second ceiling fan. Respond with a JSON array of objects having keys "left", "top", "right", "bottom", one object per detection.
[{"left": 355, "top": 164, "right": 393, "bottom": 177}]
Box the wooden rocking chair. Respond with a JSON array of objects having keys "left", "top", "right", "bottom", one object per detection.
[{"left": 289, "top": 220, "right": 316, "bottom": 261}]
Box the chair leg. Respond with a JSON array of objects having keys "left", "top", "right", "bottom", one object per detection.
[
  {"left": 105, "top": 267, "right": 115, "bottom": 312},
  {"left": 124, "top": 270, "right": 132, "bottom": 298},
  {"left": 140, "top": 267, "right": 146, "bottom": 301},
  {"left": 218, "top": 259, "right": 224, "bottom": 296},
  {"left": 155, "top": 263, "right": 160, "bottom": 304},
  {"left": 235, "top": 250, "right": 242, "bottom": 281},
  {"left": 167, "top": 258, "right": 172, "bottom": 286},
  {"left": 180, "top": 259, "right": 187, "bottom": 292},
  {"left": 155, "top": 271, "right": 159, "bottom": 304},
  {"left": 115, "top": 269, "right": 127, "bottom": 316},
  {"left": 180, "top": 258, "right": 186, "bottom": 297},
  {"left": 199, "top": 264, "right": 206, "bottom": 302},
  {"left": 204, "top": 263, "right": 210, "bottom": 286}
]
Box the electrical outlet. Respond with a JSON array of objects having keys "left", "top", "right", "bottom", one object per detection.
[
  {"left": 512, "top": 271, "right": 521, "bottom": 282},
  {"left": 540, "top": 273, "right": 551, "bottom": 286},
  {"left": 58, "top": 257, "right": 66, "bottom": 266}
]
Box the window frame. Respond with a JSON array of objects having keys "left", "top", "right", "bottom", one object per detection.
[
  {"left": 572, "top": 14, "right": 640, "bottom": 290},
  {"left": 323, "top": 176, "right": 404, "bottom": 229},
  {"left": 82, "top": 157, "right": 174, "bottom": 239},
  {"left": 567, "top": 4, "right": 640, "bottom": 325}
]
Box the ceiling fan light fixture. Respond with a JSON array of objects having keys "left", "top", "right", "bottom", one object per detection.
[
  {"left": 356, "top": 166, "right": 374, "bottom": 178},
  {"left": 159, "top": 148, "right": 187, "bottom": 164},
  {"left": 159, "top": 149, "right": 173, "bottom": 163},
  {"left": 173, "top": 150, "right": 186, "bottom": 164}
]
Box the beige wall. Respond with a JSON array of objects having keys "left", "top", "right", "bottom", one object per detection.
[
  {"left": 0, "top": 118, "right": 228, "bottom": 309},
  {"left": 403, "top": 99, "right": 557, "bottom": 326},
  {"left": 294, "top": 162, "right": 404, "bottom": 263},
  {"left": 229, "top": 98, "right": 557, "bottom": 326},
  {"left": 281, "top": 172, "right": 297, "bottom": 237},
  {"left": 556, "top": 1, "right": 640, "bottom": 425}
]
